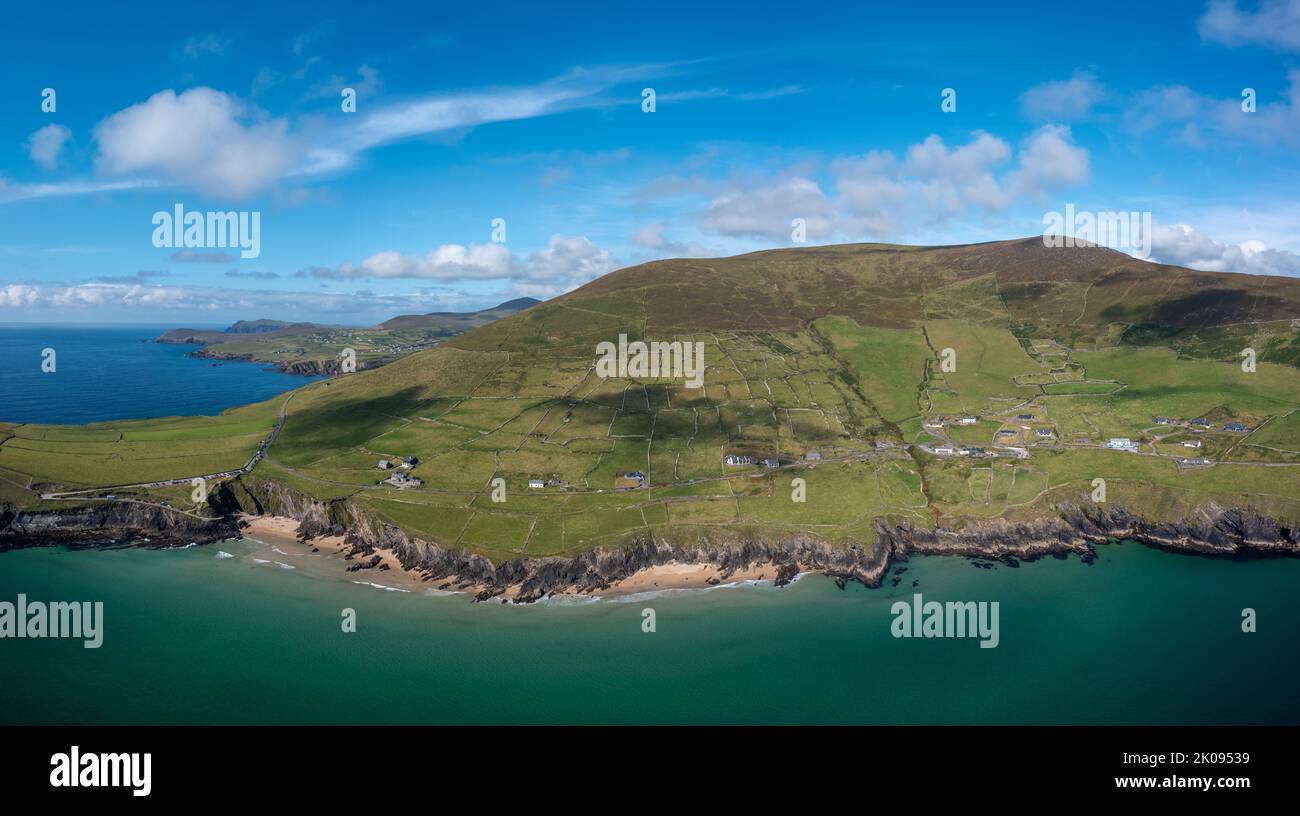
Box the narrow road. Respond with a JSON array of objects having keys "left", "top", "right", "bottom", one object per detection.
[{"left": 38, "top": 392, "right": 296, "bottom": 501}]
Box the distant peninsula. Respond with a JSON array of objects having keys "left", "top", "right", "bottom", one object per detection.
[{"left": 155, "top": 297, "right": 541, "bottom": 375}]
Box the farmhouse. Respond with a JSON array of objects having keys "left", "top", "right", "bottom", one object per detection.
[
  {"left": 377, "top": 459, "right": 392, "bottom": 470},
  {"left": 1106, "top": 438, "right": 1138, "bottom": 451},
  {"left": 934, "top": 445, "right": 956, "bottom": 456},
  {"left": 1035, "top": 428, "right": 1054, "bottom": 438},
  {"left": 955, "top": 416, "right": 978, "bottom": 425},
  {"left": 1190, "top": 418, "right": 1211, "bottom": 428},
  {"left": 1153, "top": 416, "right": 1171, "bottom": 425},
  {"left": 1015, "top": 413, "right": 1035, "bottom": 421},
  {"left": 762, "top": 458, "right": 780, "bottom": 468},
  {"left": 1223, "top": 422, "right": 1251, "bottom": 432},
  {"left": 1182, "top": 440, "right": 1202, "bottom": 448},
  {"left": 402, "top": 455, "right": 419, "bottom": 466},
  {"left": 724, "top": 454, "right": 755, "bottom": 466},
  {"left": 385, "top": 471, "right": 422, "bottom": 489},
  {"left": 804, "top": 451, "right": 822, "bottom": 461},
  {"left": 615, "top": 471, "right": 646, "bottom": 489},
  {"left": 528, "top": 478, "right": 545, "bottom": 489}
]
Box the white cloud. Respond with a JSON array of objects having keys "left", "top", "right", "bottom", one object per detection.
[
  {"left": 27, "top": 124, "right": 72, "bottom": 169},
  {"left": 94, "top": 88, "right": 297, "bottom": 199},
  {"left": 1148, "top": 222, "right": 1300, "bottom": 277},
  {"left": 830, "top": 126, "right": 1089, "bottom": 237},
  {"left": 1019, "top": 70, "right": 1106, "bottom": 121},
  {"left": 300, "top": 236, "right": 613, "bottom": 293},
  {"left": 1198, "top": 0, "right": 1300, "bottom": 51},
  {"left": 306, "top": 242, "right": 511, "bottom": 281},
  {"left": 1009, "top": 125, "right": 1091, "bottom": 194},
  {"left": 521, "top": 234, "right": 614, "bottom": 283},
  {"left": 364, "top": 243, "right": 512, "bottom": 280},
  {"left": 700, "top": 176, "right": 836, "bottom": 241},
  {"left": 0, "top": 284, "right": 40, "bottom": 307},
  {"left": 1123, "top": 70, "right": 1300, "bottom": 149}
]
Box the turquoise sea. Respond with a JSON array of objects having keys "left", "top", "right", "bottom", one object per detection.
[{"left": 1, "top": 536, "right": 1297, "bottom": 725}]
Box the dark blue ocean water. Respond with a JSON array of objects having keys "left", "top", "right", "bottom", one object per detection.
[{"left": 0, "top": 325, "right": 322, "bottom": 424}]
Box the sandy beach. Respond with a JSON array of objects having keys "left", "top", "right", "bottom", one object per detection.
[{"left": 236, "top": 514, "right": 784, "bottom": 601}]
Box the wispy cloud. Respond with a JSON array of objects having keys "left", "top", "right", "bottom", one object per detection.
[
  {"left": 297, "top": 64, "right": 677, "bottom": 178},
  {"left": 1198, "top": 0, "right": 1300, "bottom": 51},
  {"left": 0, "top": 176, "right": 155, "bottom": 204}
]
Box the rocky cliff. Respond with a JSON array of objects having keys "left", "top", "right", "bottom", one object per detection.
[
  {"left": 188, "top": 349, "right": 372, "bottom": 376},
  {"left": 0, "top": 500, "right": 239, "bottom": 550},
  {"left": 4, "top": 478, "right": 1296, "bottom": 600}
]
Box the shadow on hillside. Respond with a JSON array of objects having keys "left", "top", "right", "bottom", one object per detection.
[{"left": 274, "top": 386, "right": 429, "bottom": 461}]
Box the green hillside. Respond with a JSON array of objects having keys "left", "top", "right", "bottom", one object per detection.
[{"left": 6, "top": 239, "right": 1300, "bottom": 559}]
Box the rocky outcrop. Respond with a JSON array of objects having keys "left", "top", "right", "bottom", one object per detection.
[
  {"left": 5, "top": 478, "right": 1297, "bottom": 601},
  {"left": 0, "top": 500, "right": 238, "bottom": 550},
  {"left": 876, "top": 503, "right": 1299, "bottom": 573},
  {"left": 188, "top": 349, "right": 372, "bottom": 376}
]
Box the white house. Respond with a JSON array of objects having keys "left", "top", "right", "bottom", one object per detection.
[
  {"left": 528, "top": 478, "right": 545, "bottom": 489},
  {"left": 1182, "top": 440, "right": 1202, "bottom": 448},
  {"left": 1106, "top": 438, "right": 1137, "bottom": 450}
]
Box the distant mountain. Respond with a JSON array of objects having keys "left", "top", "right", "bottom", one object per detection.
[
  {"left": 378, "top": 297, "right": 542, "bottom": 330},
  {"left": 226, "top": 319, "right": 310, "bottom": 334}
]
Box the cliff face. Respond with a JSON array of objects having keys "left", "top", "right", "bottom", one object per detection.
[
  {"left": 0, "top": 501, "right": 239, "bottom": 550},
  {"left": 4, "top": 478, "right": 1297, "bottom": 600},
  {"left": 189, "top": 349, "right": 371, "bottom": 376}
]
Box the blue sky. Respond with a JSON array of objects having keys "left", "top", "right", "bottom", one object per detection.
[{"left": 2, "top": 0, "right": 1300, "bottom": 324}]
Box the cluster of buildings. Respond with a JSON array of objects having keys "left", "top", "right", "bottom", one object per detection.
[
  {"left": 932, "top": 444, "right": 987, "bottom": 457},
  {"left": 1153, "top": 417, "right": 1251, "bottom": 433},
  {"left": 924, "top": 416, "right": 979, "bottom": 430},
  {"left": 378, "top": 455, "right": 422, "bottom": 488},
  {"left": 529, "top": 476, "right": 570, "bottom": 489},
  {"left": 724, "top": 454, "right": 781, "bottom": 468}
]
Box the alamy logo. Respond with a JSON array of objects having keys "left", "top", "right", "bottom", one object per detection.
[
  {"left": 50, "top": 746, "right": 151, "bottom": 797},
  {"left": 1042, "top": 203, "right": 1152, "bottom": 259},
  {"left": 152, "top": 204, "right": 261, "bottom": 259},
  {"left": 891, "top": 592, "right": 1000, "bottom": 648},
  {"left": 0, "top": 594, "right": 103, "bottom": 648},
  {"left": 595, "top": 334, "right": 705, "bottom": 389}
]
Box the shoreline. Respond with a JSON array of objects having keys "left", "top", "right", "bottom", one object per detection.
[{"left": 237, "top": 513, "right": 792, "bottom": 601}]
